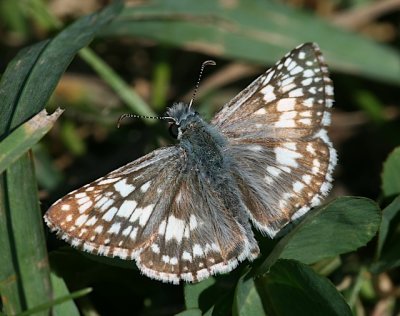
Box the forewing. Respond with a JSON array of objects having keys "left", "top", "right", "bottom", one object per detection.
[
  {"left": 212, "top": 42, "right": 333, "bottom": 136},
  {"left": 45, "top": 147, "right": 184, "bottom": 259},
  {"left": 44, "top": 146, "right": 259, "bottom": 284},
  {"left": 212, "top": 43, "right": 337, "bottom": 237}
]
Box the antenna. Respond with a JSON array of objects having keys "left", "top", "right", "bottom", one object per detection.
[
  {"left": 188, "top": 60, "right": 216, "bottom": 109},
  {"left": 117, "top": 114, "right": 173, "bottom": 128},
  {"left": 118, "top": 60, "right": 216, "bottom": 128}
]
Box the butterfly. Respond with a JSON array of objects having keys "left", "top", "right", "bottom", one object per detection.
[{"left": 44, "top": 42, "right": 337, "bottom": 284}]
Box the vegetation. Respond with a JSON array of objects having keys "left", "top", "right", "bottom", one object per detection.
[{"left": 0, "top": 0, "right": 399, "bottom": 315}]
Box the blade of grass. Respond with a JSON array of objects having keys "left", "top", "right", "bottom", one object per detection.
[
  {"left": 0, "top": 2, "right": 123, "bottom": 135},
  {"left": 0, "top": 180, "right": 24, "bottom": 316},
  {"left": 16, "top": 287, "right": 92, "bottom": 316},
  {"left": 104, "top": 0, "right": 400, "bottom": 85},
  {"left": 25, "top": 0, "right": 62, "bottom": 30},
  {"left": 5, "top": 153, "right": 52, "bottom": 316},
  {"left": 0, "top": 2, "right": 123, "bottom": 314},
  {"left": 0, "top": 0, "right": 29, "bottom": 38},
  {"left": 0, "top": 109, "right": 63, "bottom": 174},
  {"left": 78, "top": 47, "right": 156, "bottom": 119},
  {"left": 49, "top": 272, "right": 80, "bottom": 316},
  {"left": 382, "top": 147, "right": 400, "bottom": 198},
  {"left": 184, "top": 277, "right": 215, "bottom": 310},
  {"left": 347, "top": 266, "right": 367, "bottom": 310},
  {"left": 0, "top": 40, "right": 50, "bottom": 316},
  {"left": 377, "top": 195, "right": 400, "bottom": 258},
  {"left": 151, "top": 47, "right": 172, "bottom": 111},
  {"left": 22, "top": 0, "right": 156, "bottom": 120}
]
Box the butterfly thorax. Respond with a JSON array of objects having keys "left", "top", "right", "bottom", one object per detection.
[{"left": 167, "top": 103, "right": 229, "bottom": 184}]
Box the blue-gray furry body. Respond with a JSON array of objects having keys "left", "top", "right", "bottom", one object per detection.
[{"left": 167, "top": 102, "right": 258, "bottom": 255}]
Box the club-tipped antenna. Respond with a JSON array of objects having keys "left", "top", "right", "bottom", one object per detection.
[
  {"left": 117, "top": 113, "right": 173, "bottom": 128},
  {"left": 188, "top": 60, "right": 216, "bottom": 110}
]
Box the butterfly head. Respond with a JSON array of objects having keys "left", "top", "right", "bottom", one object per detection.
[
  {"left": 165, "top": 60, "right": 216, "bottom": 140},
  {"left": 166, "top": 102, "right": 200, "bottom": 140}
]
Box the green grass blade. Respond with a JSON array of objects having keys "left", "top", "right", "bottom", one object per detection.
[
  {"left": 4, "top": 154, "right": 52, "bottom": 316},
  {"left": 175, "top": 310, "right": 202, "bottom": 316},
  {"left": 0, "top": 2, "right": 123, "bottom": 314},
  {"left": 22, "top": 0, "right": 155, "bottom": 120},
  {"left": 78, "top": 47, "right": 156, "bottom": 118},
  {"left": 0, "top": 184, "right": 24, "bottom": 315},
  {"left": 376, "top": 195, "right": 400, "bottom": 258},
  {"left": 103, "top": 0, "right": 400, "bottom": 85},
  {"left": 0, "top": 40, "right": 50, "bottom": 316},
  {"left": 183, "top": 277, "right": 215, "bottom": 310},
  {"left": 382, "top": 147, "right": 400, "bottom": 198},
  {"left": 0, "top": 40, "right": 49, "bottom": 136},
  {"left": 0, "top": 1, "right": 123, "bottom": 136},
  {"left": 0, "top": 109, "right": 63, "bottom": 174},
  {"left": 233, "top": 274, "right": 264, "bottom": 316},
  {"left": 49, "top": 272, "right": 81, "bottom": 316},
  {"left": 16, "top": 287, "right": 92, "bottom": 316},
  {"left": 371, "top": 196, "right": 400, "bottom": 273}
]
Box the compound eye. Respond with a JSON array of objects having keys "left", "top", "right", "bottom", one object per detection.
[{"left": 169, "top": 123, "right": 179, "bottom": 139}]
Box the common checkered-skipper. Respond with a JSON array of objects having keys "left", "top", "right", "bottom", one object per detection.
[{"left": 44, "top": 43, "right": 337, "bottom": 284}]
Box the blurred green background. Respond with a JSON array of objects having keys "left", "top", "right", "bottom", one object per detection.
[{"left": 1, "top": 0, "right": 400, "bottom": 315}]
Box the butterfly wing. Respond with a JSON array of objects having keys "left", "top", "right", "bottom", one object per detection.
[
  {"left": 137, "top": 166, "right": 259, "bottom": 283},
  {"left": 211, "top": 43, "right": 337, "bottom": 237},
  {"left": 45, "top": 146, "right": 258, "bottom": 284}
]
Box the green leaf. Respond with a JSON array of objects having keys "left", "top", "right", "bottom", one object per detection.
[
  {"left": 233, "top": 273, "right": 264, "bottom": 316},
  {"left": 175, "top": 310, "right": 202, "bottom": 316},
  {"left": 184, "top": 277, "right": 215, "bottom": 310},
  {"left": 183, "top": 276, "right": 235, "bottom": 315},
  {"left": 256, "top": 197, "right": 381, "bottom": 273},
  {"left": 256, "top": 259, "right": 352, "bottom": 316},
  {"left": 377, "top": 195, "right": 400, "bottom": 258},
  {"left": 0, "top": 2, "right": 123, "bottom": 315},
  {"left": 49, "top": 272, "right": 81, "bottom": 316},
  {"left": 202, "top": 293, "right": 233, "bottom": 316},
  {"left": 104, "top": 0, "right": 400, "bottom": 85},
  {"left": 371, "top": 195, "right": 400, "bottom": 273},
  {"left": 0, "top": 109, "right": 63, "bottom": 174},
  {"left": 382, "top": 147, "right": 400, "bottom": 198},
  {"left": 0, "top": 40, "right": 48, "bottom": 137}
]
